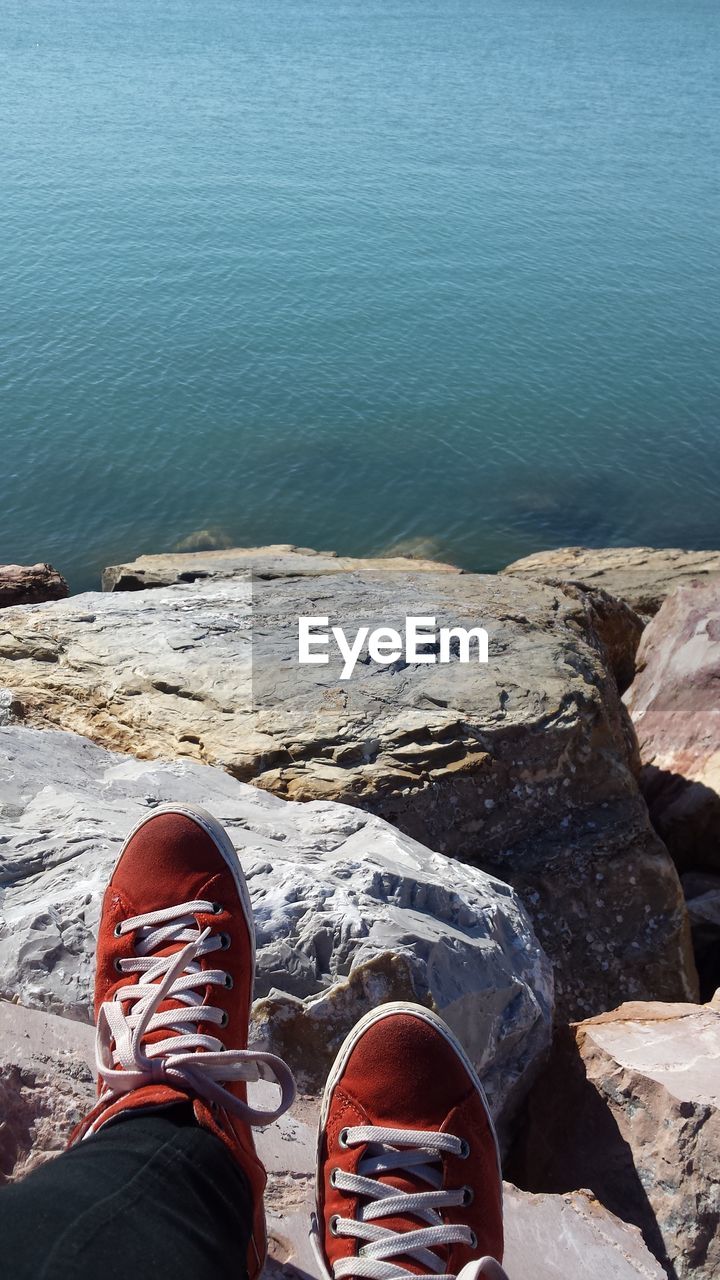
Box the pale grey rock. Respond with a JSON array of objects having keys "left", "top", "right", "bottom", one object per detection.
[
  {"left": 510, "top": 996, "right": 720, "bottom": 1280},
  {"left": 0, "top": 726, "right": 552, "bottom": 1125},
  {"left": 0, "top": 570, "right": 697, "bottom": 1019},
  {"left": 501, "top": 545, "right": 720, "bottom": 619},
  {"left": 102, "top": 543, "right": 459, "bottom": 591}
]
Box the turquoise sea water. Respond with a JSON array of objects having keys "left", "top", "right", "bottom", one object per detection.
[{"left": 2, "top": 0, "right": 719, "bottom": 591}]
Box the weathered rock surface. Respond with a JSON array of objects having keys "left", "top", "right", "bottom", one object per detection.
[
  {"left": 508, "top": 996, "right": 720, "bottom": 1280},
  {"left": 0, "top": 725, "right": 552, "bottom": 1126},
  {"left": 0, "top": 1001, "right": 666, "bottom": 1280},
  {"left": 502, "top": 545, "right": 720, "bottom": 620},
  {"left": 527, "top": 578, "right": 645, "bottom": 694},
  {"left": 625, "top": 580, "right": 720, "bottom": 875},
  {"left": 102, "top": 543, "right": 459, "bottom": 592},
  {"left": 0, "top": 563, "right": 68, "bottom": 609},
  {"left": 0, "top": 569, "right": 697, "bottom": 1018}
]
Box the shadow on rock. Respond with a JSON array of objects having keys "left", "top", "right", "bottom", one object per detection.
[
  {"left": 506, "top": 1026, "right": 675, "bottom": 1279},
  {"left": 640, "top": 763, "right": 720, "bottom": 877}
]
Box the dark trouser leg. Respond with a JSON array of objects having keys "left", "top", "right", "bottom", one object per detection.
[{"left": 0, "top": 1105, "right": 252, "bottom": 1280}]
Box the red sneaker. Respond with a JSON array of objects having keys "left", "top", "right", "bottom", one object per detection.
[
  {"left": 70, "top": 804, "right": 295, "bottom": 1280},
  {"left": 313, "top": 1003, "right": 508, "bottom": 1280}
]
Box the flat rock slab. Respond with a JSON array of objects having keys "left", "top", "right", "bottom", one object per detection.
[
  {"left": 0, "top": 1002, "right": 665, "bottom": 1280},
  {"left": 0, "top": 570, "right": 697, "bottom": 1019},
  {"left": 625, "top": 579, "right": 720, "bottom": 876},
  {"left": 0, "top": 725, "right": 552, "bottom": 1128},
  {"left": 102, "top": 544, "right": 459, "bottom": 592},
  {"left": 0, "top": 563, "right": 68, "bottom": 609},
  {"left": 501, "top": 545, "right": 720, "bottom": 619},
  {"left": 502, "top": 1186, "right": 665, "bottom": 1280},
  {"left": 509, "top": 996, "right": 720, "bottom": 1280}
]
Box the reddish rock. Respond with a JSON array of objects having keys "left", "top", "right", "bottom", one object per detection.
[
  {"left": 502, "top": 1186, "right": 665, "bottom": 1280},
  {"left": 509, "top": 996, "right": 720, "bottom": 1280},
  {"left": 0, "top": 564, "right": 68, "bottom": 609},
  {"left": 626, "top": 579, "right": 720, "bottom": 874}
]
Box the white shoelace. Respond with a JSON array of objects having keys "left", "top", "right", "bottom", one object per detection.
[
  {"left": 325, "top": 1125, "right": 508, "bottom": 1280},
  {"left": 94, "top": 898, "right": 296, "bottom": 1127}
]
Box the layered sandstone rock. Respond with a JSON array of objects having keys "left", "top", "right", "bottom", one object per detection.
[
  {"left": 626, "top": 579, "right": 720, "bottom": 875},
  {"left": 524, "top": 578, "right": 644, "bottom": 693},
  {"left": 102, "top": 543, "right": 459, "bottom": 592},
  {"left": 509, "top": 996, "right": 720, "bottom": 1280},
  {"left": 0, "top": 725, "right": 552, "bottom": 1126},
  {"left": 0, "top": 568, "right": 696, "bottom": 1018},
  {"left": 0, "top": 563, "right": 68, "bottom": 609},
  {"left": 502, "top": 545, "right": 720, "bottom": 619}
]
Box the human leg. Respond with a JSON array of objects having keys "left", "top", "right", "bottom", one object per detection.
[{"left": 0, "top": 805, "right": 295, "bottom": 1280}]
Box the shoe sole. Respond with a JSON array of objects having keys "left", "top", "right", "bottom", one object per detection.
[
  {"left": 316, "top": 1001, "right": 503, "bottom": 1201},
  {"left": 112, "top": 802, "right": 256, "bottom": 978}
]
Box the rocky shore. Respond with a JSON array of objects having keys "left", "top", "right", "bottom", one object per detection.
[{"left": 1, "top": 542, "right": 718, "bottom": 1279}]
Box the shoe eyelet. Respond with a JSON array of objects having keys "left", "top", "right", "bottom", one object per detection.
[
  {"left": 330, "top": 1168, "right": 339, "bottom": 1188},
  {"left": 114, "top": 959, "right": 123, "bottom": 974},
  {"left": 210, "top": 902, "right": 223, "bottom": 915},
  {"left": 114, "top": 923, "right": 123, "bottom": 937},
  {"left": 330, "top": 1215, "right": 341, "bottom": 1236},
  {"left": 220, "top": 1011, "right": 229, "bottom": 1028},
  {"left": 462, "top": 1186, "right": 474, "bottom": 1206},
  {"left": 338, "top": 1128, "right": 350, "bottom": 1149},
  {"left": 468, "top": 1230, "right": 478, "bottom": 1250},
  {"left": 224, "top": 974, "right": 234, "bottom": 989},
  {"left": 459, "top": 1139, "right": 470, "bottom": 1159},
  {"left": 219, "top": 933, "right": 231, "bottom": 950}
]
